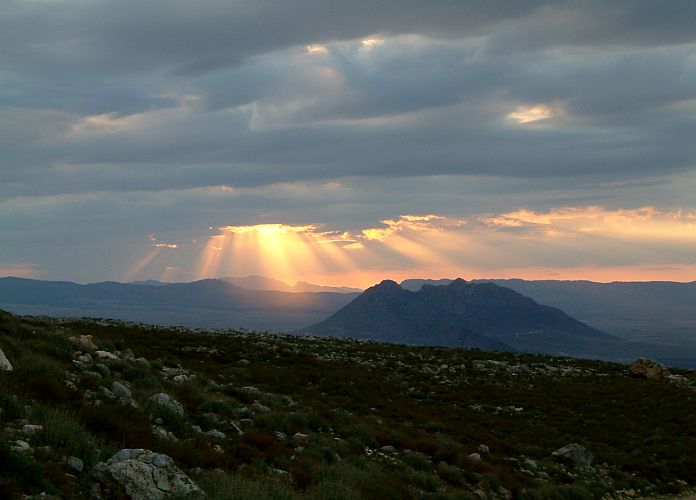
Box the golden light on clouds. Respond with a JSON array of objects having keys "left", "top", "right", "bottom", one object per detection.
[
  {"left": 123, "top": 207, "right": 696, "bottom": 287},
  {"left": 507, "top": 104, "right": 556, "bottom": 124},
  {"left": 306, "top": 44, "right": 328, "bottom": 55},
  {"left": 361, "top": 38, "right": 385, "bottom": 49}
]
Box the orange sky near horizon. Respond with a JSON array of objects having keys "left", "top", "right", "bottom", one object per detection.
[{"left": 117, "top": 206, "right": 696, "bottom": 287}]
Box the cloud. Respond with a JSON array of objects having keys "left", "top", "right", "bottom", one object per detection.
[{"left": 1, "top": 1, "right": 696, "bottom": 283}]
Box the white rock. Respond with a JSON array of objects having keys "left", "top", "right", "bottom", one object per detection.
[
  {"left": 94, "top": 350, "right": 119, "bottom": 361},
  {"left": 92, "top": 449, "right": 203, "bottom": 500},
  {"left": 22, "top": 424, "right": 43, "bottom": 436},
  {"left": 0, "top": 347, "right": 13, "bottom": 371}
]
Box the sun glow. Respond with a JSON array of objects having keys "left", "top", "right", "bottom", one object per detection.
[
  {"left": 190, "top": 224, "right": 361, "bottom": 284},
  {"left": 122, "top": 207, "right": 696, "bottom": 287}
]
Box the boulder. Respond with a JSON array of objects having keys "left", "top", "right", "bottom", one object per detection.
[
  {"left": 69, "top": 335, "right": 98, "bottom": 351},
  {"left": 112, "top": 381, "right": 132, "bottom": 399},
  {"left": 92, "top": 449, "right": 203, "bottom": 499},
  {"left": 149, "top": 393, "right": 184, "bottom": 416},
  {"left": 22, "top": 424, "right": 43, "bottom": 436},
  {"left": 67, "top": 456, "right": 84, "bottom": 473},
  {"left": 293, "top": 432, "right": 309, "bottom": 445},
  {"left": 551, "top": 443, "right": 593, "bottom": 465},
  {"left": 0, "top": 347, "right": 13, "bottom": 371},
  {"left": 95, "top": 350, "right": 119, "bottom": 361},
  {"left": 629, "top": 358, "right": 665, "bottom": 380}
]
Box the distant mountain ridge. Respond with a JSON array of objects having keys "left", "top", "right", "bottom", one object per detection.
[
  {"left": 221, "top": 275, "right": 362, "bottom": 294},
  {"left": 0, "top": 277, "right": 358, "bottom": 331},
  {"left": 303, "top": 279, "right": 640, "bottom": 361}
]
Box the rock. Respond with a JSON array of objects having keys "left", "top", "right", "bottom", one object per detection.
[
  {"left": 206, "top": 429, "right": 226, "bottom": 440},
  {"left": 95, "top": 363, "right": 112, "bottom": 378},
  {"left": 11, "top": 440, "right": 31, "bottom": 452},
  {"left": 468, "top": 452, "right": 482, "bottom": 461},
  {"left": 84, "top": 370, "right": 103, "bottom": 381},
  {"left": 224, "top": 420, "right": 244, "bottom": 435},
  {"left": 478, "top": 444, "right": 490, "bottom": 454},
  {"left": 275, "top": 431, "right": 287, "bottom": 442},
  {"left": 381, "top": 445, "right": 397, "bottom": 454},
  {"left": 149, "top": 393, "right": 184, "bottom": 416},
  {"left": 120, "top": 349, "right": 136, "bottom": 362},
  {"left": 69, "top": 335, "right": 98, "bottom": 351},
  {"left": 0, "top": 347, "right": 13, "bottom": 371},
  {"left": 112, "top": 381, "right": 132, "bottom": 399},
  {"left": 78, "top": 353, "right": 93, "bottom": 364},
  {"left": 66, "top": 456, "right": 84, "bottom": 473},
  {"left": 629, "top": 358, "right": 665, "bottom": 380},
  {"left": 135, "top": 357, "right": 150, "bottom": 367},
  {"left": 94, "top": 350, "right": 119, "bottom": 361},
  {"left": 202, "top": 412, "right": 220, "bottom": 425},
  {"left": 99, "top": 386, "right": 116, "bottom": 400},
  {"left": 241, "top": 386, "right": 260, "bottom": 394},
  {"left": 251, "top": 402, "right": 271, "bottom": 414},
  {"left": 552, "top": 443, "right": 594, "bottom": 465},
  {"left": 293, "top": 432, "right": 309, "bottom": 445},
  {"left": 22, "top": 424, "right": 43, "bottom": 436},
  {"left": 152, "top": 426, "right": 179, "bottom": 442},
  {"left": 92, "top": 449, "right": 203, "bottom": 500}
]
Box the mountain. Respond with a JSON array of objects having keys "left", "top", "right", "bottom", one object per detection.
[
  {"left": 402, "top": 278, "right": 696, "bottom": 354},
  {"left": 129, "top": 279, "right": 170, "bottom": 286},
  {"left": 0, "top": 277, "right": 358, "bottom": 331},
  {"left": 222, "top": 275, "right": 362, "bottom": 294},
  {"left": 304, "top": 279, "right": 646, "bottom": 361}
]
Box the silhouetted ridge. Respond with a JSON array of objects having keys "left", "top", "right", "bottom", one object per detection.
[{"left": 304, "top": 278, "right": 637, "bottom": 360}]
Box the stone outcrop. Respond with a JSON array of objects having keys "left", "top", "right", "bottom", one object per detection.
[
  {"left": 149, "top": 393, "right": 184, "bottom": 416},
  {"left": 92, "top": 449, "right": 203, "bottom": 499},
  {"left": 0, "top": 347, "right": 13, "bottom": 371},
  {"left": 551, "top": 443, "right": 594, "bottom": 465},
  {"left": 629, "top": 358, "right": 665, "bottom": 380}
]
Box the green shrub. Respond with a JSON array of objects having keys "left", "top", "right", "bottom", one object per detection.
[
  {"left": 0, "top": 436, "right": 55, "bottom": 494},
  {"left": 520, "top": 484, "right": 594, "bottom": 500},
  {"left": 30, "top": 405, "right": 104, "bottom": 466},
  {"left": 193, "top": 471, "right": 299, "bottom": 500}
]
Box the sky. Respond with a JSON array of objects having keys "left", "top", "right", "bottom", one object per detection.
[{"left": 2, "top": 0, "right": 696, "bottom": 288}]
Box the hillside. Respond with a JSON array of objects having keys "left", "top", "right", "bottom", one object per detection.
[
  {"left": 304, "top": 279, "right": 641, "bottom": 362},
  {"left": 1, "top": 310, "right": 695, "bottom": 498},
  {"left": 0, "top": 277, "right": 358, "bottom": 331},
  {"left": 401, "top": 278, "right": 696, "bottom": 366}
]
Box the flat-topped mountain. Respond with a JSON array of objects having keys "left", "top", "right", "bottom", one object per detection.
[{"left": 304, "top": 279, "right": 638, "bottom": 360}]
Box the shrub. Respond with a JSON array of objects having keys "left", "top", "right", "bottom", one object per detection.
[
  {"left": 0, "top": 436, "right": 55, "bottom": 494},
  {"left": 30, "top": 405, "right": 104, "bottom": 466}
]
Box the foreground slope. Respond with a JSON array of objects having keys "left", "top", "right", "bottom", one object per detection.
[
  {"left": 1, "top": 310, "right": 695, "bottom": 498},
  {"left": 305, "top": 279, "right": 636, "bottom": 361}
]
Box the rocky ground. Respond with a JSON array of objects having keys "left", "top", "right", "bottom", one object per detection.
[{"left": 1, "top": 310, "right": 695, "bottom": 499}]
